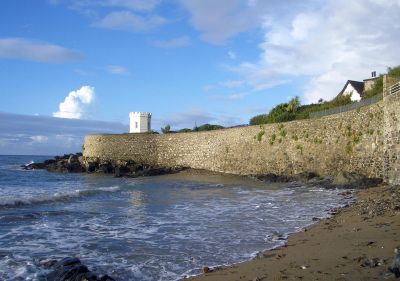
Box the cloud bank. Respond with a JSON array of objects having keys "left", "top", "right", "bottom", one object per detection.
[
  {"left": 235, "top": 0, "right": 400, "bottom": 103},
  {"left": 53, "top": 86, "right": 95, "bottom": 119},
  {"left": 0, "top": 38, "right": 82, "bottom": 63},
  {"left": 0, "top": 112, "right": 128, "bottom": 155}
]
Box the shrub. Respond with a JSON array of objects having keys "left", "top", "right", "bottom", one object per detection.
[
  {"left": 269, "top": 133, "right": 276, "bottom": 145},
  {"left": 345, "top": 141, "right": 353, "bottom": 154},
  {"left": 161, "top": 124, "right": 171, "bottom": 134},
  {"left": 196, "top": 124, "right": 224, "bottom": 131},
  {"left": 257, "top": 130, "right": 265, "bottom": 142}
]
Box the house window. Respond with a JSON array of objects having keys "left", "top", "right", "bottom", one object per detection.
[{"left": 135, "top": 121, "right": 138, "bottom": 129}]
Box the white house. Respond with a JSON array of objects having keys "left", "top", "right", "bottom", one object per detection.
[
  {"left": 337, "top": 80, "right": 365, "bottom": 101},
  {"left": 129, "top": 112, "right": 151, "bottom": 133}
]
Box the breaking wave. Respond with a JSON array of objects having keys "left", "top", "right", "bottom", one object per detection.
[{"left": 0, "top": 186, "right": 121, "bottom": 209}]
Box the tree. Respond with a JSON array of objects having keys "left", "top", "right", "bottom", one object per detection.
[
  {"left": 161, "top": 124, "right": 171, "bottom": 134},
  {"left": 287, "top": 96, "right": 300, "bottom": 113}
]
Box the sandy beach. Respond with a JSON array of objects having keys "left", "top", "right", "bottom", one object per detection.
[{"left": 186, "top": 184, "right": 400, "bottom": 281}]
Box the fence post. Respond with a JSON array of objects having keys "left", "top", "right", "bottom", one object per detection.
[{"left": 383, "top": 75, "right": 388, "bottom": 98}]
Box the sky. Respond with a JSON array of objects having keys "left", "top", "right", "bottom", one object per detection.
[{"left": 1, "top": 0, "right": 400, "bottom": 155}]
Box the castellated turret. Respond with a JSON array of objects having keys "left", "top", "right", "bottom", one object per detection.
[{"left": 129, "top": 112, "right": 151, "bottom": 133}]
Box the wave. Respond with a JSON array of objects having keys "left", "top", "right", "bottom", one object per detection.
[{"left": 0, "top": 186, "right": 121, "bottom": 209}]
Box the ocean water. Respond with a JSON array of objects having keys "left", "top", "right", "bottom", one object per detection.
[{"left": 0, "top": 155, "right": 352, "bottom": 281}]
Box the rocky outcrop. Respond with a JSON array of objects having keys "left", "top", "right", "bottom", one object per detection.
[
  {"left": 22, "top": 153, "right": 185, "bottom": 178},
  {"left": 253, "top": 171, "right": 382, "bottom": 190},
  {"left": 22, "top": 153, "right": 84, "bottom": 173},
  {"left": 42, "top": 257, "right": 114, "bottom": 281}
]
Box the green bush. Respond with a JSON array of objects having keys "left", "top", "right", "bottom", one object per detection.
[
  {"left": 257, "top": 130, "right": 265, "bottom": 142},
  {"left": 249, "top": 94, "right": 353, "bottom": 125},
  {"left": 161, "top": 124, "right": 171, "bottom": 134},
  {"left": 196, "top": 124, "right": 224, "bottom": 131}
]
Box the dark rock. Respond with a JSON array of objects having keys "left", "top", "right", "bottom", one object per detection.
[
  {"left": 389, "top": 252, "right": 400, "bottom": 277},
  {"left": 360, "top": 257, "right": 382, "bottom": 268},
  {"left": 21, "top": 162, "right": 45, "bottom": 170},
  {"left": 44, "top": 159, "right": 57, "bottom": 165},
  {"left": 45, "top": 257, "right": 115, "bottom": 281},
  {"left": 254, "top": 173, "right": 294, "bottom": 183},
  {"left": 24, "top": 153, "right": 185, "bottom": 179},
  {"left": 99, "top": 275, "right": 115, "bottom": 281},
  {"left": 296, "top": 172, "right": 319, "bottom": 181},
  {"left": 331, "top": 172, "right": 383, "bottom": 189},
  {"left": 39, "top": 258, "right": 58, "bottom": 268}
]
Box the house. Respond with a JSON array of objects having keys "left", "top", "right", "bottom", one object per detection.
[
  {"left": 337, "top": 72, "right": 379, "bottom": 101},
  {"left": 337, "top": 80, "right": 365, "bottom": 101},
  {"left": 129, "top": 112, "right": 151, "bottom": 133}
]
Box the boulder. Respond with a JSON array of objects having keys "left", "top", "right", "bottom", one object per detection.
[
  {"left": 332, "top": 172, "right": 382, "bottom": 189},
  {"left": 389, "top": 250, "right": 400, "bottom": 277},
  {"left": 45, "top": 257, "right": 115, "bottom": 281}
]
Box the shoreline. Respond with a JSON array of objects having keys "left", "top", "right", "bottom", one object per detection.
[{"left": 185, "top": 184, "right": 400, "bottom": 281}]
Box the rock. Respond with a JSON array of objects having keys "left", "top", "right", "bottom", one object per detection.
[
  {"left": 255, "top": 173, "right": 293, "bottom": 183},
  {"left": 24, "top": 154, "right": 185, "bottom": 178},
  {"left": 203, "top": 266, "right": 212, "bottom": 273},
  {"left": 331, "top": 172, "right": 382, "bottom": 189},
  {"left": 45, "top": 257, "right": 115, "bottom": 281},
  {"left": 359, "top": 256, "right": 383, "bottom": 268},
  {"left": 39, "top": 258, "right": 58, "bottom": 268},
  {"left": 389, "top": 252, "right": 400, "bottom": 277},
  {"left": 21, "top": 162, "right": 45, "bottom": 170}
]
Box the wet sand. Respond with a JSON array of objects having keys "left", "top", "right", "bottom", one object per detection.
[{"left": 186, "top": 184, "right": 400, "bottom": 281}]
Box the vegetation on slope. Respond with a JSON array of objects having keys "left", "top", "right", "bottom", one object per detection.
[
  {"left": 250, "top": 95, "right": 353, "bottom": 125},
  {"left": 161, "top": 123, "right": 224, "bottom": 134},
  {"left": 363, "top": 66, "right": 400, "bottom": 99},
  {"left": 250, "top": 65, "right": 400, "bottom": 125}
]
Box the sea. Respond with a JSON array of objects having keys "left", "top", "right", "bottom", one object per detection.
[{"left": 0, "top": 155, "right": 352, "bottom": 281}]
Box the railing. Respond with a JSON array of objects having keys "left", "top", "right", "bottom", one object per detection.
[
  {"left": 390, "top": 82, "right": 400, "bottom": 95},
  {"left": 309, "top": 94, "right": 382, "bottom": 119}
]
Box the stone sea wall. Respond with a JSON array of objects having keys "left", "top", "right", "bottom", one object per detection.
[{"left": 83, "top": 96, "right": 394, "bottom": 181}]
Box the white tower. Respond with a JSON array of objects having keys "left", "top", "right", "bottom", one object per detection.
[{"left": 129, "top": 112, "right": 152, "bottom": 133}]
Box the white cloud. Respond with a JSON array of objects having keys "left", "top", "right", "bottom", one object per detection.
[
  {"left": 53, "top": 86, "right": 95, "bottom": 119},
  {"left": 0, "top": 38, "right": 82, "bottom": 63},
  {"left": 151, "top": 36, "right": 191, "bottom": 48},
  {"left": 30, "top": 135, "right": 49, "bottom": 143},
  {"left": 233, "top": 0, "right": 400, "bottom": 103},
  {"left": 210, "top": 92, "right": 249, "bottom": 101},
  {"left": 106, "top": 65, "right": 130, "bottom": 75},
  {"left": 228, "top": 51, "right": 237, "bottom": 60},
  {"left": 94, "top": 11, "right": 166, "bottom": 32},
  {"left": 179, "top": 0, "right": 260, "bottom": 44},
  {"left": 179, "top": 0, "right": 301, "bottom": 44}
]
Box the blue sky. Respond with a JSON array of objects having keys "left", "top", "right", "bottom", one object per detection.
[{"left": 1, "top": 0, "right": 400, "bottom": 155}]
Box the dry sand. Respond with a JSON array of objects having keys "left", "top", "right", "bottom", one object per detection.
[{"left": 186, "top": 184, "right": 400, "bottom": 281}]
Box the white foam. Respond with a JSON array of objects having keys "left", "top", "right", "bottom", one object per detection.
[{"left": 0, "top": 186, "right": 121, "bottom": 208}]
